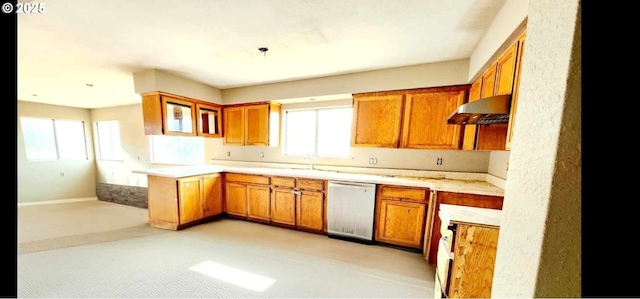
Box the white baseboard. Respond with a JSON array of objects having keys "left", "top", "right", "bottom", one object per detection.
[{"left": 18, "top": 197, "right": 98, "bottom": 207}]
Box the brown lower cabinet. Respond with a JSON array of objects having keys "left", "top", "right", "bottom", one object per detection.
[
  {"left": 424, "top": 191, "right": 504, "bottom": 265},
  {"left": 223, "top": 174, "right": 326, "bottom": 233},
  {"left": 374, "top": 185, "right": 430, "bottom": 249},
  {"left": 148, "top": 173, "right": 222, "bottom": 230}
]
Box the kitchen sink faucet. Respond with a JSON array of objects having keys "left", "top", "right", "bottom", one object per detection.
[{"left": 304, "top": 154, "right": 316, "bottom": 170}]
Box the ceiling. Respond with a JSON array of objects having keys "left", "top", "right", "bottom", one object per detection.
[{"left": 17, "top": 0, "right": 506, "bottom": 109}]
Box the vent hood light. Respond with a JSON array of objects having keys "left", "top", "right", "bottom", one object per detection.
[{"left": 446, "top": 94, "right": 511, "bottom": 125}]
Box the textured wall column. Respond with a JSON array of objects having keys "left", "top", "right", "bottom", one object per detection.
[{"left": 492, "top": 0, "right": 581, "bottom": 298}]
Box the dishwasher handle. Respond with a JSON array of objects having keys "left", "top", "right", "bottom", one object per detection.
[{"left": 328, "top": 181, "right": 376, "bottom": 189}]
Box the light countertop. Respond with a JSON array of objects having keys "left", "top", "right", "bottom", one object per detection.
[
  {"left": 439, "top": 204, "right": 502, "bottom": 228},
  {"left": 133, "top": 164, "right": 505, "bottom": 197}
]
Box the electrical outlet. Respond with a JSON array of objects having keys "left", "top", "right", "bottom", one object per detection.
[
  {"left": 436, "top": 158, "right": 443, "bottom": 165},
  {"left": 227, "top": 151, "right": 231, "bottom": 156},
  {"left": 369, "top": 158, "right": 377, "bottom": 165},
  {"left": 260, "top": 152, "right": 264, "bottom": 158},
  {"left": 59, "top": 172, "right": 64, "bottom": 177},
  {"left": 506, "top": 162, "right": 509, "bottom": 171}
]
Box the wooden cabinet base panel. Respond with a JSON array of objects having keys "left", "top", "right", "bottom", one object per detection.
[
  {"left": 375, "top": 241, "right": 423, "bottom": 254},
  {"left": 296, "top": 226, "right": 327, "bottom": 235},
  {"left": 149, "top": 214, "right": 224, "bottom": 231}
]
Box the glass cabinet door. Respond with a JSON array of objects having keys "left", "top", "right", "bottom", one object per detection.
[
  {"left": 196, "top": 103, "right": 222, "bottom": 137},
  {"left": 162, "top": 96, "right": 196, "bottom": 136}
]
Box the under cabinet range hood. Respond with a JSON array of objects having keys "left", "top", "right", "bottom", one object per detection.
[{"left": 446, "top": 94, "right": 511, "bottom": 125}]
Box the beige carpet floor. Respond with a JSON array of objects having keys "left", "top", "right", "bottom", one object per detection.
[{"left": 17, "top": 200, "right": 436, "bottom": 298}]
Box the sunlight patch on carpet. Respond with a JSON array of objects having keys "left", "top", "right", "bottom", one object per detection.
[{"left": 189, "top": 260, "right": 276, "bottom": 292}]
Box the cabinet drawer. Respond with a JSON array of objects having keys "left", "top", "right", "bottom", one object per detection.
[
  {"left": 296, "top": 179, "right": 324, "bottom": 191},
  {"left": 225, "top": 173, "right": 270, "bottom": 185},
  {"left": 380, "top": 186, "right": 427, "bottom": 202},
  {"left": 271, "top": 176, "right": 296, "bottom": 188}
]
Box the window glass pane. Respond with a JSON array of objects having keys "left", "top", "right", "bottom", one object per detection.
[
  {"left": 149, "top": 135, "right": 181, "bottom": 164},
  {"left": 149, "top": 135, "right": 203, "bottom": 165},
  {"left": 166, "top": 103, "right": 193, "bottom": 133},
  {"left": 179, "top": 137, "right": 204, "bottom": 165},
  {"left": 54, "top": 120, "right": 87, "bottom": 159},
  {"left": 20, "top": 117, "right": 57, "bottom": 160},
  {"left": 284, "top": 110, "right": 317, "bottom": 156},
  {"left": 317, "top": 108, "right": 352, "bottom": 157},
  {"left": 97, "top": 121, "right": 122, "bottom": 160}
]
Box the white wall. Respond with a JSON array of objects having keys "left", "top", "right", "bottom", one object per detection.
[
  {"left": 222, "top": 59, "right": 469, "bottom": 104},
  {"left": 491, "top": 0, "right": 581, "bottom": 297},
  {"left": 133, "top": 69, "right": 223, "bottom": 104},
  {"left": 90, "top": 104, "right": 153, "bottom": 187},
  {"left": 468, "top": 0, "right": 529, "bottom": 82},
  {"left": 487, "top": 151, "right": 510, "bottom": 179},
  {"left": 17, "top": 100, "right": 97, "bottom": 203}
]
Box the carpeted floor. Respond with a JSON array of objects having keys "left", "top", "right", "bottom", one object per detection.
[{"left": 17, "top": 200, "right": 436, "bottom": 298}]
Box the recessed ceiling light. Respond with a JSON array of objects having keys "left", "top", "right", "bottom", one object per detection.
[
  {"left": 86, "top": 83, "right": 94, "bottom": 87},
  {"left": 258, "top": 47, "right": 268, "bottom": 57}
]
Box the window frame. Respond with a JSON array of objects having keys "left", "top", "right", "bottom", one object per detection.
[
  {"left": 20, "top": 116, "right": 88, "bottom": 161},
  {"left": 282, "top": 106, "right": 353, "bottom": 158}
]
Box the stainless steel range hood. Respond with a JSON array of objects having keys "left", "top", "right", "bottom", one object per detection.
[{"left": 446, "top": 94, "right": 511, "bottom": 125}]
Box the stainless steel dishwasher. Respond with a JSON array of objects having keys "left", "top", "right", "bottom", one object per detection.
[{"left": 327, "top": 181, "right": 377, "bottom": 244}]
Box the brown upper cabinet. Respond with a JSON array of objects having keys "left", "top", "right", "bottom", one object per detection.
[
  {"left": 461, "top": 29, "right": 526, "bottom": 151},
  {"left": 195, "top": 102, "right": 222, "bottom": 138},
  {"left": 351, "top": 92, "right": 404, "bottom": 147},
  {"left": 506, "top": 31, "right": 527, "bottom": 150},
  {"left": 352, "top": 86, "right": 468, "bottom": 150},
  {"left": 401, "top": 87, "right": 467, "bottom": 149},
  {"left": 141, "top": 91, "right": 222, "bottom": 138},
  {"left": 223, "top": 102, "right": 281, "bottom": 146}
]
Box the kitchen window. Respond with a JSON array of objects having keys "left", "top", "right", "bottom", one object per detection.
[
  {"left": 283, "top": 107, "right": 352, "bottom": 158},
  {"left": 149, "top": 135, "right": 204, "bottom": 165},
  {"left": 95, "top": 120, "right": 122, "bottom": 161},
  {"left": 20, "top": 117, "right": 88, "bottom": 160}
]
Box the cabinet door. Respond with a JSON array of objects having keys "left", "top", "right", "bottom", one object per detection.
[
  {"left": 494, "top": 42, "right": 519, "bottom": 96},
  {"left": 245, "top": 104, "right": 270, "bottom": 146},
  {"left": 375, "top": 199, "right": 426, "bottom": 249},
  {"left": 351, "top": 93, "right": 404, "bottom": 148},
  {"left": 506, "top": 31, "right": 526, "bottom": 150},
  {"left": 481, "top": 65, "right": 497, "bottom": 98},
  {"left": 178, "top": 177, "right": 203, "bottom": 225},
  {"left": 225, "top": 183, "right": 247, "bottom": 217},
  {"left": 401, "top": 87, "right": 466, "bottom": 149},
  {"left": 202, "top": 174, "right": 222, "bottom": 217},
  {"left": 247, "top": 184, "right": 271, "bottom": 221},
  {"left": 426, "top": 192, "right": 503, "bottom": 265},
  {"left": 462, "top": 77, "right": 482, "bottom": 150},
  {"left": 223, "top": 106, "right": 245, "bottom": 145},
  {"left": 476, "top": 59, "right": 507, "bottom": 151},
  {"left": 296, "top": 190, "right": 324, "bottom": 231},
  {"left": 196, "top": 102, "right": 222, "bottom": 138},
  {"left": 162, "top": 96, "right": 197, "bottom": 136},
  {"left": 271, "top": 188, "right": 296, "bottom": 226}
]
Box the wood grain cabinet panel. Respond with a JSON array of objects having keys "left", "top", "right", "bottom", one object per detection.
[
  {"left": 247, "top": 185, "right": 271, "bottom": 221},
  {"left": 223, "top": 103, "right": 280, "bottom": 146},
  {"left": 202, "top": 174, "right": 222, "bottom": 217},
  {"left": 506, "top": 31, "right": 526, "bottom": 150},
  {"left": 447, "top": 224, "right": 500, "bottom": 298},
  {"left": 351, "top": 92, "right": 404, "bottom": 148},
  {"left": 400, "top": 87, "right": 467, "bottom": 149},
  {"left": 375, "top": 199, "right": 426, "bottom": 249},
  {"left": 494, "top": 42, "right": 518, "bottom": 96},
  {"left": 425, "top": 191, "right": 503, "bottom": 265},
  {"left": 223, "top": 106, "right": 245, "bottom": 145},
  {"left": 148, "top": 173, "right": 223, "bottom": 231},
  {"left": 178, "top": 177, "right": 203, "bottom": 224},
  {"left": 296, "top": 191, "right": 324, "bottom": 232},
  {"left": 271, "top": 188, "right": 296, "bottom": 226},
  {"left": 461, "top": 78, "right": 483, "bottom": 150},
  {"left": 225, "top": 182, "right": 248, "bottom": 217}
]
